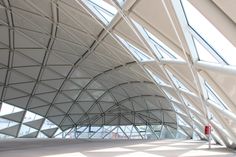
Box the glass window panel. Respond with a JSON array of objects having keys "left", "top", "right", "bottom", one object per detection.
[
  {"left": 193, "top": 37, "right": 219, "bottom": 63},
  {"left": 116, "top": 35, "right": 154, "bottom": 62},
  {"left": 37, "top": 132, "right": 47, "bottom": 138},
  {"left": 173, "top": 76, "right": 189, "bottom": 92},
  {"left": 54, "top": 128, "right": 63, "bottom": 138},
  {"left": 167, "top": 70, "right": 192, "bottom": 93},
  {"left": 177, "top": 115, "right": 190, "bottom": 127},
  {"left": 41, "top": 119, "right": 57, "bottom": 130},
  {"left": 0, "top": 133, "right": 13, "bottom": 139},
  {"left": 146, "top": 30, "right": 181, "bottom": 60},
  {"left": 18, "top": 124, "right": 37, "bottom": 137},
  {"left": 23, "top": 111, "right": 43, "bottom": 123},
  {"left": 177, "top": 128, "right": 187, "bottom": 137},
  {"left": 205, "top": 81, "right": 229, "bottom": 110},
  {"left": 0, "top": 118, "right": 18, "bottom": 130},
  {"left": 83, "top": 0, "right": 117, "bottom": 25},
  {"left": 132, "top": 20, "right": 183, "bottom": 60},
  {"left": 192, "top": 128, "right": 201, "bottom": 140},
  {"left": 182, "top": 0, "right": 236, "bottom": 65},
  {"left": 130, "top": 128, "right": 142, "bottom": 139},
  {"left": 127, "top": 43, "right": 153, "bottom": 61},
  {"left": 172, "top": 103, "right": 186, "bottom": 115},
  {"left": 77, "top": 126, "right": 88, "bottom": 132},
  {"left": 162, "top": 89, "right": 180, "bottom": 103},
  {"left": 89, "top": 126, "right": 100, "bottom": 132},
  {"left": 146, "top": 68, "right": 167, "bottom": 85},
  {"left": 0, "top": 103, "right": 23, "bottom": 116},
  {"left": 183, "top": 97, "right": 201, "bottom": 116},
  {"left": 62, "top": 128, "right": 74, "bottom": 138},
  {"left": 117, "top": 0, "right": 126, "bottom": 7}
]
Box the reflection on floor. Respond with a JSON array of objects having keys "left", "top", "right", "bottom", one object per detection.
[{"left": 0, "top": 139, "right": 235, "bottom": 157}]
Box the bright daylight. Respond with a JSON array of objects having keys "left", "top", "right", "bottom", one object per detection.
[{"left": 0, "top": 0, "right": 236, "bottom": 157}]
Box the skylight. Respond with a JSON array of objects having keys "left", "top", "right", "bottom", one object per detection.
[
  {"left": 37, "top": 132, "right": 47, "bottom": 138},
  {"left": 0, "top": 118, "right": 18, "bottom": 130},
  {"left": 132, "top": 20, "right": 183, "bottom": 60},
  {"left": 82, "top": 0, "right": 117, "bottom": 25},
  {"left": 117, "top": 0, "right": 126, "bottom": 7},
  {"left": 0, "top": 102, "right": 59, "bottom": 138},
  {"left": 23, "top": 111, "right": 43, "bottom": 123},
  {"left": 181, "top": 0, "right": 236, "bottom": 66},
  {"left": 205, "top": 81, "right": 229, "bottom": 110},
  {"left": 193, "top": 38, "right": 219, "bottom": 63},
  {"left": 173, "top": 76, "right": 189, "bottom": 92},
  {"left": 192, "top": 114, "right": 201, "bottom": 126},
  {"left": 167, "top": 70, "right": 191, "bottom": 93},
  {"left": 177, "top": 128, "right": 187, "bottom": 137},
  {"left": 18, "top": 124, "right": 37, "bottom": 137},
  {"left": 162, "top": 89, "right": 180, "bottom": 103},
  {"left": 145, "top": 30, "right": 182, "bottom": 60},
  {"left": 116, "top": 35, "right": 154, "bottom": 62},
  {"left": 0, "top": 103, "right": 23, "bottom": 116},
  {"left": 182, "top": 96, "right": 201, "bottom": 115},
  {"left": 146, "top": 68, "right": 167, "bottom": 85},
  {"left": 172, "top": 103, "right": 186, "bottom": 116},
  {"left": 41, "top": 119, "right": 57, "bottom": 130},
  {"left": 177, "top": 115, "right": 190, "bottom": 127}
]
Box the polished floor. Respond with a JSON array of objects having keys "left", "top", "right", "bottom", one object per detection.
[{"left": 0, "top": 139, "right": 235, "bottom": 157}]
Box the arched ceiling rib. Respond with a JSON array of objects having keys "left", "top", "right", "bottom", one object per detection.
[
  {"left": 0, "top": 0, "right": 235, "bottom": 147},
  {"left": 0, "top": 0, "right": 177, "bottom": 139},
  {"left": 74, "top": 0, "right": 236, "bottom": 147}
]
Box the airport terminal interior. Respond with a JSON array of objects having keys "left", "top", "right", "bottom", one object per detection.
[{"left": 0, "top": 0, "right": 236, "bottom": 156}]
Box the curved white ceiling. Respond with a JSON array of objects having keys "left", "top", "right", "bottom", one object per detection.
[{"left": 0, "top": 0, "right": 235, "bottom": 148}]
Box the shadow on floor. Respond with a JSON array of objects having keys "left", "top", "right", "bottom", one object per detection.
[{"left": 0, "top": 139, "right": 235, "bottom": 157}]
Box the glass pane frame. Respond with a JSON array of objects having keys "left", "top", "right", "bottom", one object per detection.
[
  {"left": 132, "top": 19, "right": 184, "bottom": 61},
  {"left": 82, "top": 0, "right": 117, "bottom": 25},
  {"left": 204, "top": 81, "right": 229, "bottom": 110},
  {"left": 180, "top": 0, "right": 236, "bottom": 66},
  {"left": 116, "top": 34, "right": 154, "bottom": 62}
]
